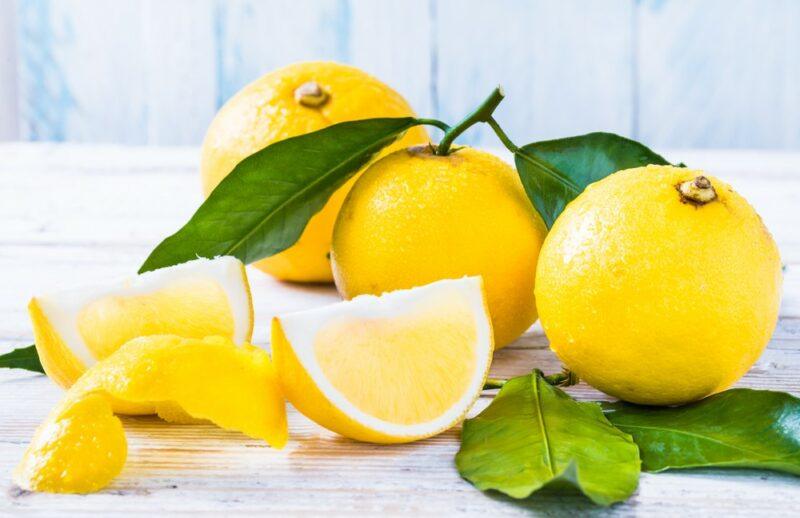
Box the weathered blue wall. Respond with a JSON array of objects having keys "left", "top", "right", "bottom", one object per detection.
[{"left": 1, "top": 0, "right": 799, "bottom": 148}]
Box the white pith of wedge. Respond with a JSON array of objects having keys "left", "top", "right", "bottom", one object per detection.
[
  {"left": 273, "top": 276, "right": 494, "bottom": 442},
  {"left": 31, "top": 256, "right": 252, "bottom": 370}
]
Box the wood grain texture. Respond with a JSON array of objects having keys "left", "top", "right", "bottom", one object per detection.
[
  {"left": 213, "top": 0, "right": 351, "bottom": 104},
  {"left": 142, "top": 0, "right": 218, "bottom": 145},
  {"left": 637, "top": 0, "right": 800, "bottom": 149},
  {"left": 346, "top": 0, "right": 433, "bottom": 117},
  {"left": 17, "top": 0, "right": 149, "bottom": 143},
  {"left": 213, "top": 0, "right": 433, "bottom": 116},
  {"left": 8, "top": 1, "right": 800, "bottom": 149},
  {"left": 0, "top": 143, "right": 799, "bottom": 514},
  {"left": 434, "top": 0, "right": 635, "bottom": 147},
  {"left": 0, "top": 0, "right": 18, "bottom": 140}
]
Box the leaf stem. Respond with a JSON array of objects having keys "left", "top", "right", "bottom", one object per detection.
[
  {"left": 483, "top": 378, "right": 507, "bottom": 390},
  {"left": 436, "top": 86, "right": 506, "bottom": 156},
  {"left": 483, "top": 369, "right": 579, "bottom": 391},
  {"left": 486, "top": 116, "right": 518, "bottom": 153},
  {"left": 416, "top": 118, "right": 451, "bottom": 134},
  {"left": 544, "top": 369, "right": 580, "bottom": 387}
]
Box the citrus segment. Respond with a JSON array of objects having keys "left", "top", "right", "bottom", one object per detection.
[
  {"left": 272, "top": 277, "right": 493, "bottom": 443},
  {"left": 77, "top": 277, "right": 235, "bottom": 359},
  {"left": 30, "top": 256, "right": 253, "bottom": 390},
  {"left": 15, "top": 335, "right": 287, "bottom": 494}
]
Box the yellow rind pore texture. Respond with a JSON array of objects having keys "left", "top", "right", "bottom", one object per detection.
[
  {"left": 201, "top": 61, "right": 429, "bottom": 283},
  {"left": 331, "top": 146, "right": 547, "bottom": 348},
  {"left": 535, "top": 165, "right": 783, "bottom": 405}
]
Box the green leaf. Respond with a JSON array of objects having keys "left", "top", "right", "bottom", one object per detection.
[
  {"left": 140, "top": 117, "right": 422, "bottom": 273},
  {"left": 0, "top": 345, "right": 45, "bottom": 373},
  {"left": 514, "top": 132, "right": 671, "bottom": 228},
  {"left": 456, "top": 370, "right": 640, "bottom": 506},
  {"left": 603, "top": 389, "right": 800, "bottom": 475}
]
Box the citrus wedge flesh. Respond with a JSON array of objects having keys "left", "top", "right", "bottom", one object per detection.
[
  {"left": 272, "top": 277, "right": 493, "bottom": 443},
  {"left": 14, "top": 335, "right": 287, "bottom": 494},
  {"left": 29, "top": 256, "right": 253, "bottom": 390}
]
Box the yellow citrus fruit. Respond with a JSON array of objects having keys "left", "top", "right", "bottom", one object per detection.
[
  {"left": 272, "top": 277, "right": 493, "bottom": 443},
  {"left": 535, "top": 165, "right": 783, "bottom": 405},
  {"left": 330, "top": 145, "right": 547, "bottom": 348},
  {"left": 201, "top": 61, "right": 429, "bottom": 282},
  {"left": 14, "top": 335, "right": 287, "bottom": 494},
  {"left": 29, "top": 256, "right": 253, "bottom": 391}
]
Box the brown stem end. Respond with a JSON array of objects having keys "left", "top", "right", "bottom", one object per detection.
[{"left": 677, "top": 176, "right": 717, "bottom": 206}]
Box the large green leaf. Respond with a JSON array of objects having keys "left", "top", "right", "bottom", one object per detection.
[
  {"left": 456, "top": 370, "right": 640, "bottom": 506},
  {"left": 140, "top": 117, "right": 421, "bottom": 273},
  {"left": 0, "top": 345, "right": 44, "bottom": 373},
  {"left": 514, "top": 132, "right": 671, "bottom": 228},
  {"left": 604, "top": 389, "right": 800, "bottom": 475}
]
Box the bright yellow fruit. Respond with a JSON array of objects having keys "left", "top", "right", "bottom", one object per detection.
[
  {"left": 330, "top": 145, "right": 547, "bottom": 348},
  {"left": 14, "top": 335, "right": 287, "bottom": 494},
  {"left": 536, "top": 165, "right": 783, "bottom": 406},
  {"left": 29, "top": 256, "right": 253, "bottom": 391},
  {"left": 13, "top": 394, "right": 126, "bottom": 494},
  {"left": 201, "top": 61, "right": 429, "bottom": 282},
  {"left": 272, "top": 277, "right": 493, "bottom": 443}
]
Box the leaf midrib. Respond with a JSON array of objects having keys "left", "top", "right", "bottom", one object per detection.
[
  {"left": 613, "top": 422, "right": 774, "bottom": 459},
  {"left": 221, "top": 122, "right": 411, "bottom": 259},
  {"left": 514, "top": 148, "right": 581, "bottom": 194},
  {"left": 531, "top": 374, "right": 556, "bottom": 476}
]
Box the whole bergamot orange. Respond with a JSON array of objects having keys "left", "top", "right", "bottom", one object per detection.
[
  {"left": 201, "top": 61, "right": 428, "bottom": 282},
  {"left": 330, "top": 145, "right": 547, "bottom": 348},
  {"left": 535, "top": 165, "right": 783, "bottom": 405}
]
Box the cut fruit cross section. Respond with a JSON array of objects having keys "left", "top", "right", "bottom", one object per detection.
[
  {"left": 272, "top": 277, "right": 494, "bottom": 443},
  {"left": 29, "top": 256, "right": 253, "bottom": 390}
]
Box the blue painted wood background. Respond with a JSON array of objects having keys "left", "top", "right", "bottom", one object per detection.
[{"left": 1, "top": 0, "right": 799, "bottom": 148}]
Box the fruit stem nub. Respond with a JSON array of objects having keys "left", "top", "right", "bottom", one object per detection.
[
  {"left": 294, "top": 81, "right": 329, "bottom": 107},
  {"left": 436, "top": 86, "right": 506, "bottom": 156},
  {"left": 678, "top": 176, "right": 717, "bottom": 205}
]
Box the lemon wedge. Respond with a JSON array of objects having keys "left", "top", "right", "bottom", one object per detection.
[
  {"left": 29, "top": 256, "right": 253, "bottom": 390},
  {"left": 272, "top": 277, "right": 493, "bottom": 443},
  {"left": 14, "top": 335, "right": 287, "bottom": 494}
]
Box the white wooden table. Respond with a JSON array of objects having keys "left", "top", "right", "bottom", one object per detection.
[{"left": 1, "top": 143, "right": 798, "bottom": 516}]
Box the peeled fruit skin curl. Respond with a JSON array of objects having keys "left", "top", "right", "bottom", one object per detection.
[
  {"left": 535, "top": 165, "right": 783, "bottom": 406},
  {"left": 201, "top": 61, "right": 429, "bottom": 282},
  {"left": 14, "top": 335, "right": 287, "bottom": 494},
  {"left": 331, "top": 146, "right": 547, "bottom": 348},
  {"left": 28, "top": 256, "right": 253, "bottom": 393},
  {"left": 13, "top": 394, "right": 126, "bottom": 494}
]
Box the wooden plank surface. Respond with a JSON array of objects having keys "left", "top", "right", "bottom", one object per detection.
[
  {"left": 637, "top": 0, "right": 800, "bottom": 149},
  {"left": 435, "top": 0, "right": 634, "bottom": 146},
  {"left": 1, "top": 143, "right": 799, "bottom": 515},
  {"left": 7, "top": 1, "right": 800, "bottom": 149},
  {"left": 0, "top": 0, "right": 18, "bottom": 141}
]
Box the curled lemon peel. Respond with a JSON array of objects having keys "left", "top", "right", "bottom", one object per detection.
[{"left": 14, "top": 335, "right": 287, "bottom": 494}]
